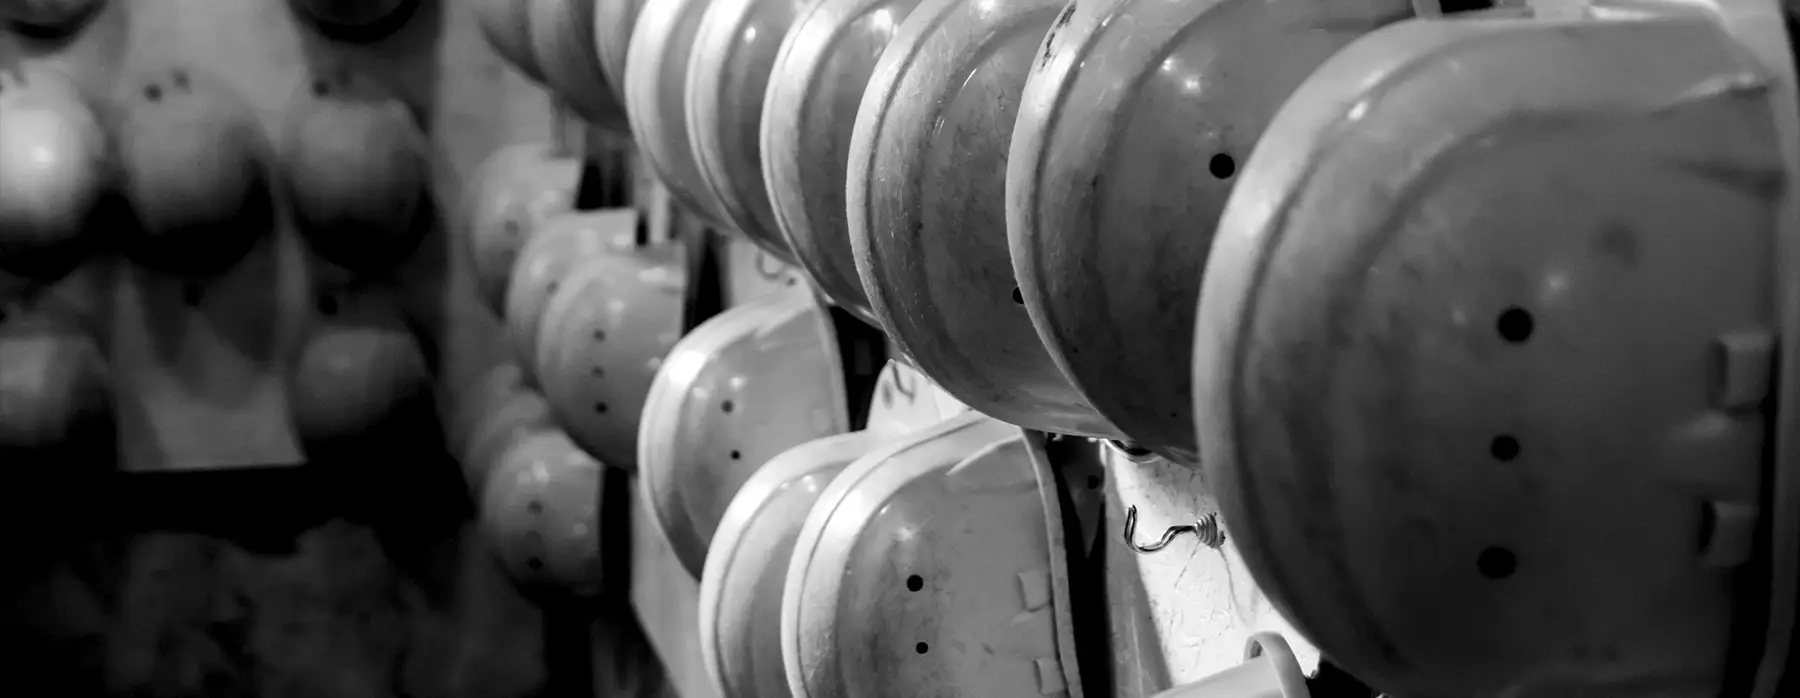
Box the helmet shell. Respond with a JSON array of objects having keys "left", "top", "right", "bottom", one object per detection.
[
  {"left": 534, "top": 239, "right": 687, "bottom": 471},
  {"left": 1193, "top": 13, "right": 1790, "bottom": 696},
  {"left": 763, "top": 0, "right": 924, "bottom": 324},
  {"left": 624, "top": 0, "right": 734, "bottom": 226},
  {"left": 638, "top": 285, "right": 848, "bottom": 577},
  {"left": 847, "top": 0, "right": 1118, "bottom": 436},
  {"left": 782, "top": 413, "right": 1086, "bottom": 697},
  {"left": 1007, "top": 0, "right": 1410, "bottom": 464},
  {"left": 686, "top": 0, "right": 817, "bottom": 261}
]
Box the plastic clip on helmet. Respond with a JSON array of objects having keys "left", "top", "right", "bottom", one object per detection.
[
  {"left": 762, "top": 0, "right": 924, "bottom": 325},
  {"left": 1192, "top": 1, "right": 1800, "bottom": 696},
  {"left": 594, "top": 0, "right": 648, "bottom": 112},
  {"left": 502, "top": 208, "right": 637, "bottom": 383},
  {"left": 463, "top": 143, "right": 580, "bottom": 313},
  {"left": 782, "top": 414, "right": 1091, "bottom": 697},
  {"left": 1006, "top": 0, "right": 1415, "bottom": 465},
  {"left": 624, "top": 0, "right": 735, "bottom": 228},
  {"left": 533, "top": 215, "right": 687, "bottom": 472},
  {"left": 529, "top": 0, "right": 631, "bottom": 133},
  {"left": 696, "top": 359, "right": 965, "bottom": 698},
  {"left": 685, "top": 0, "right": 816, "bottom": 263},
  {"left": 639, "top": 284, "right": 849, "bottom": 578},
  {"left": 847, "top": 0, "right": 1120, "bottom": 437}
]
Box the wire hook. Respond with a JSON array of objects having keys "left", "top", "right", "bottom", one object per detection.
[
  {"left": 754, "top": 249, "right": 789, "bottom": 281},
  {"left": 1123, "top": 505, "right": 1227, "bottom": 553}
]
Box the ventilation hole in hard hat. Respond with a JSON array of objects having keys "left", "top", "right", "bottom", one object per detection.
[
  {"left": 315, "top": 294, "right": 338, "bottom": 316},
  {"left": 593, "top": 402, "right": 608, "bottom": 414},
  {"left": 1209, "top": 153, "right": 1236, "bottom": 179},
  {"left": 915, "top": 642, "right": 929, "bottom": 654},
  {"left": 1489, "top": 435, "right": 1520, "bottom": 462},
  {"left": 729, "top": 450, "right": 740, "bottom": 460},
  {"left": 906, "top": 575, "right": 923, "bottom": 592},
  {"left": 1497, "top": 307, "right": 1533, "bottom": 343},
  {"left": 183, "top": 283, "right": 205, "bottom": 307},
  {"left": 721, "top": 400, "right": 734, "bottom": 414},
  {"left": 144, "top": 84, "right": 162, "bottom": 102},
  {"left": 1476, "top": 547, "right": 1517, "bottom": 579},
  {"left": 527, "top": 500, "right": 543, "bottom": 515},
  {"left": 1012, "top": 287, "right": 1024, "bottom": 304}
]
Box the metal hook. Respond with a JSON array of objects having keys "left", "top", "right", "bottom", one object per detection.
[
  {"left": 1123, "top": 505, "right": 1227, "bottom": 553},
  {"left": 890, "top": 363, "right": 919, "bottom": 401},
  {"left": 753, "top": 249, "right": 788, "bottom": 281}
]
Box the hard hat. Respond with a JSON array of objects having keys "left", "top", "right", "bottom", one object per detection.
[
  {"left": 0, "top": 63, "right": 108, "bottom": 280},
  {"left": 685, "top": 0, "right": 813, "bottom": 262},
  {"left": 286, "top": 288, "right": 432, "bottom": 460},
  {"left": 594, "top": 0, "right": 648, "bottom": 110},
  {"left": 762, "top": 0, "right": 924, "bottom": 325},
  {"left": 695, "top": 359, "right": 1085, "bottom": 697},
  {"left": 463, "top": 143, "right": 579, "bottom": 313},
  {"left": 281, "top": 67, "right": 431, "bottom": 274},
  {"left": 115, "top": 64, "right": 274, "bottom": 277},
  {"left": 533, "top": 228, "right": 687, "bottom": 471},
  {"left": 782, "top": 413, "right": 1091, "bottom": 697},
  {"left": 623, "top": 0, "right": 734, "bottom": 226},
  {"left": 529, "top": 0, "right": 631, "bottom": 132},
  {"left": 699, "top": 429, "right": 885, "bottom": 698},
  {"left": 1006, "top": 0, "right": 1414, "bottom": 465},
  {"left": 477, "top": 0, "right": 548, "bottom": 82},
  {"left": 638, "top": 284, "right": 848, "bottom": 578},
  {"left": 1192, "top": 2, "right": 1799, "bottom": 696},
  {"left": 0, "top": 300, "right": 112, "bottom": 465},
  {"left": 696, "top": 358, "right": 963, "bottom": 698},
  {"left": 846, "top": 0, "right": 1119, "bottom": 437},
  {"left": 502, "top": 209, "right": 636, "bottom": 381},
  {"left": 1150, "top": 634, "right": 1310, "bottom": 698},
  {"left": 480, "top": 428, "right": 607, "bottom": 596}
]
